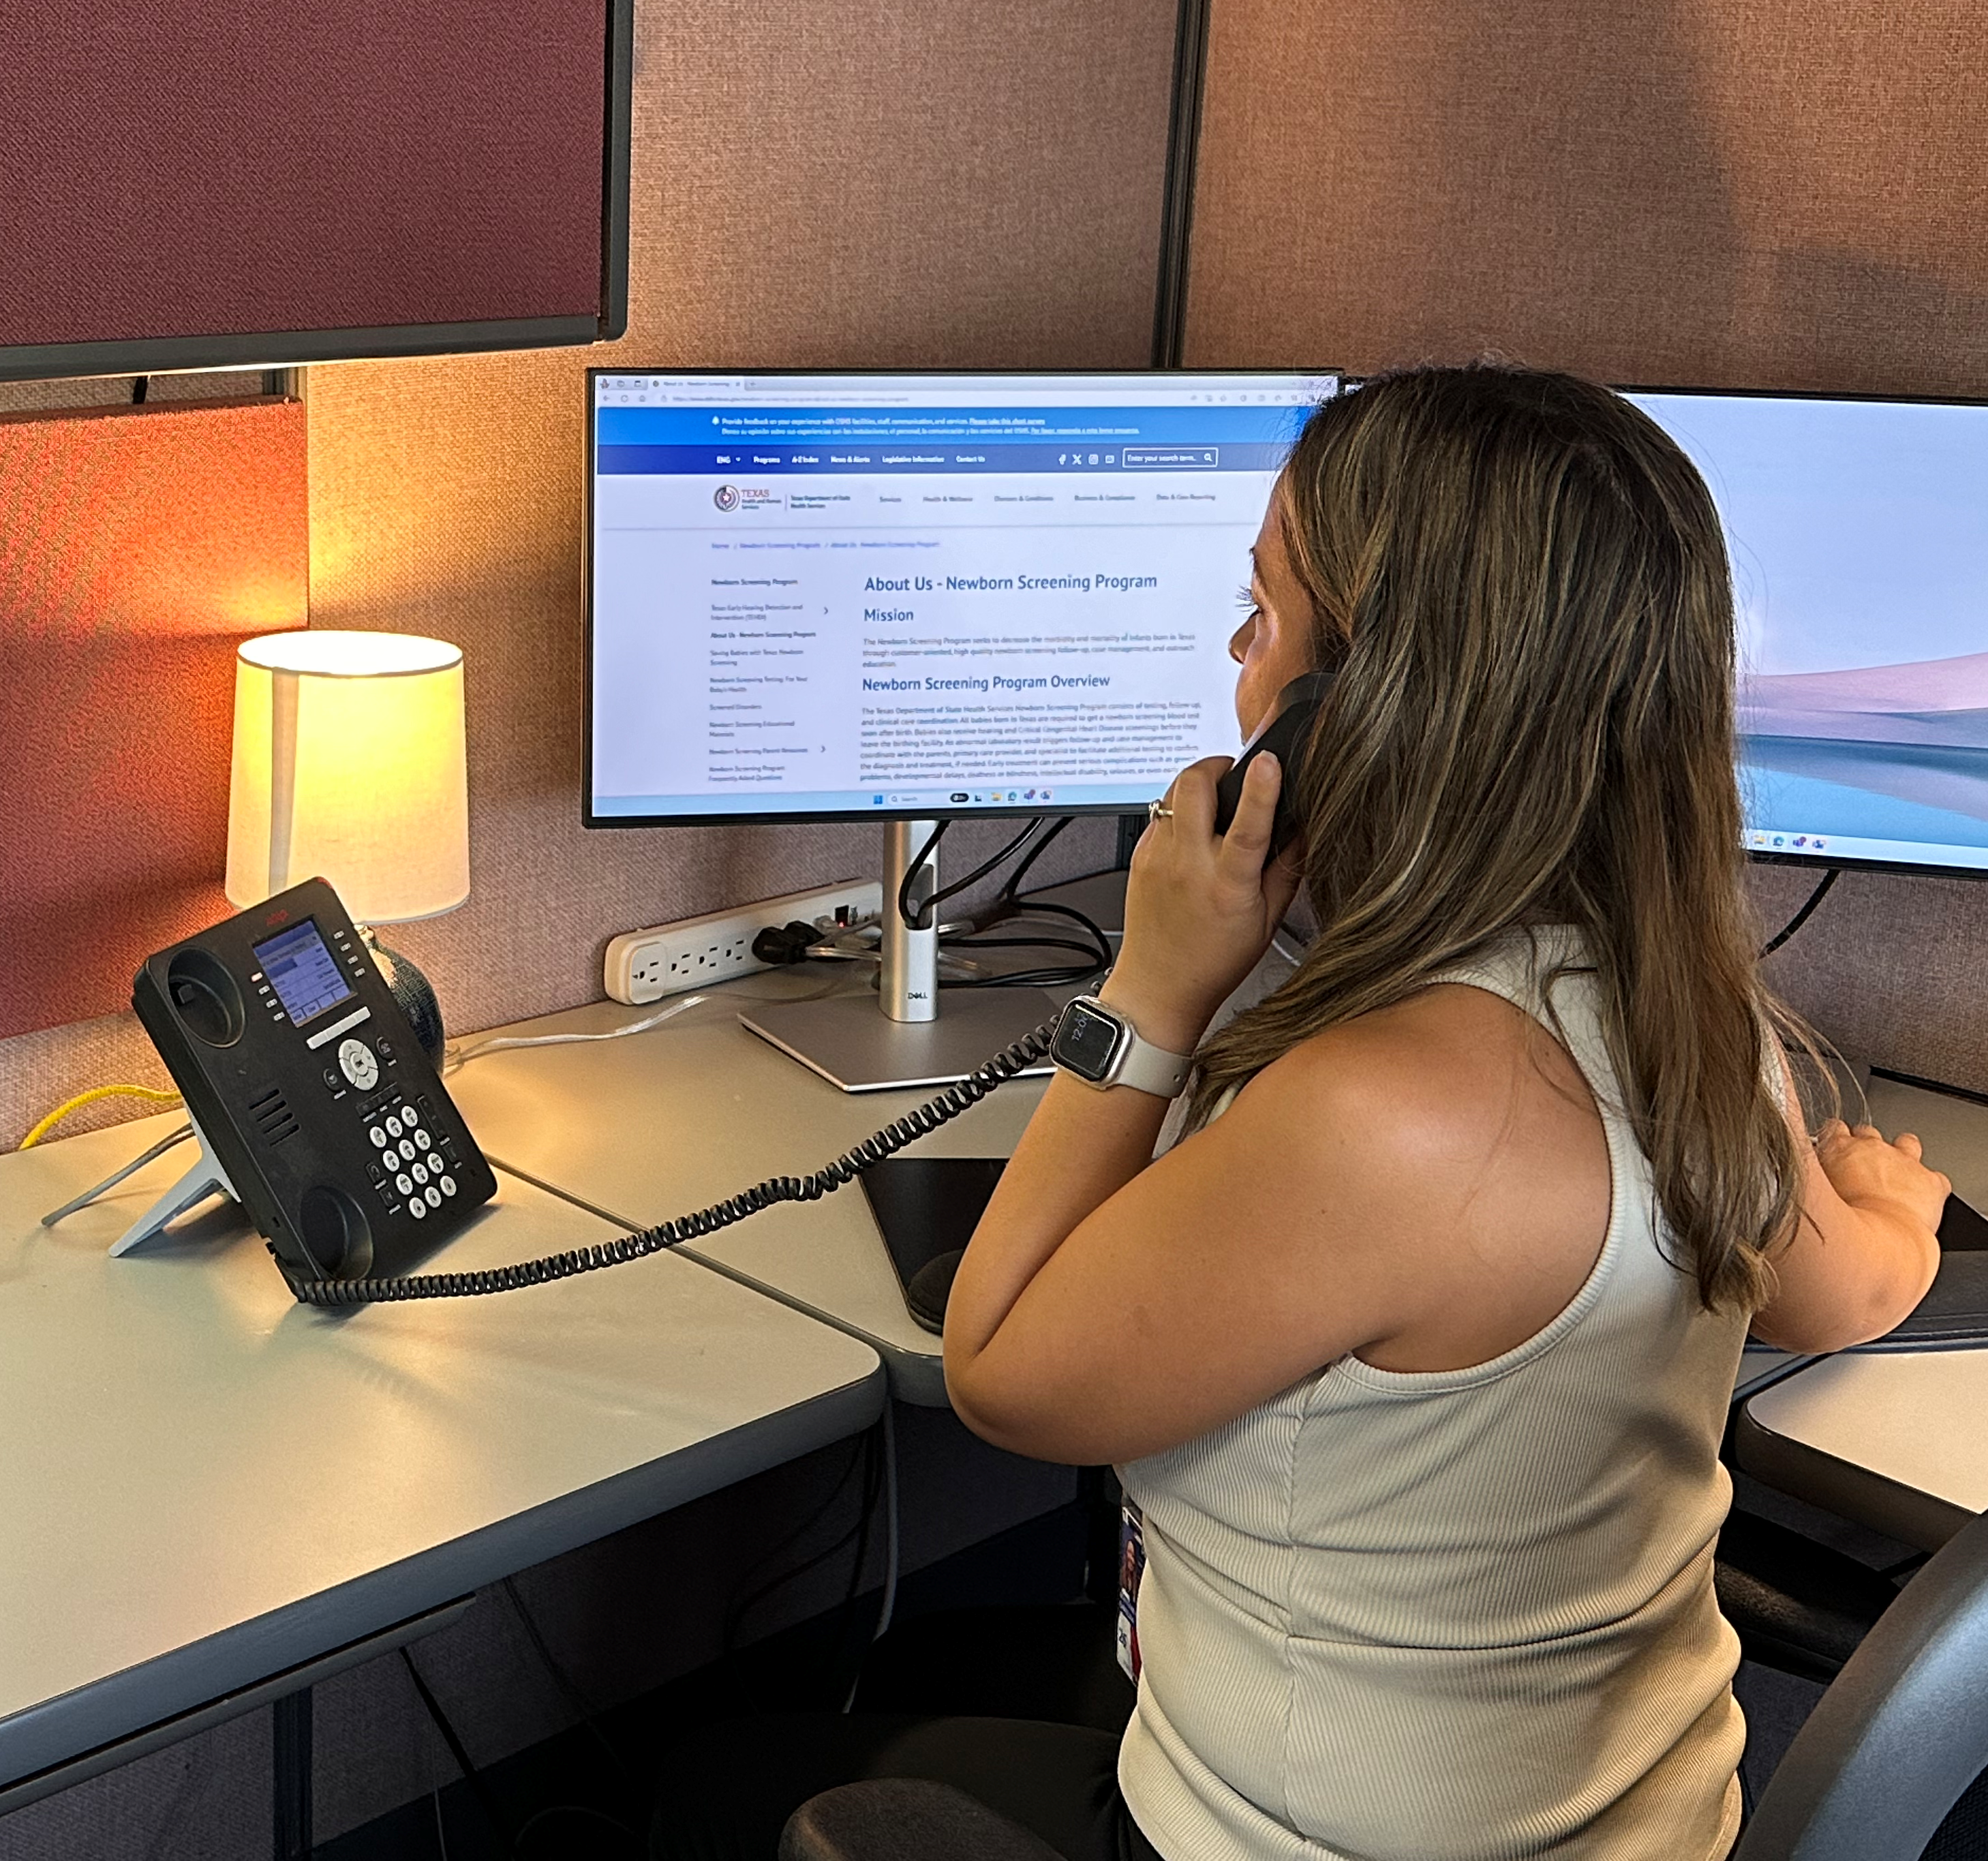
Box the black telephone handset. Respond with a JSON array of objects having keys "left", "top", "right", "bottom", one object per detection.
[
  {"left": 132, "top": 878, "right": 498, "bottom": 1287},
  {"left": 1211, "top": 668, "right": 1334, "bottom": 859}
]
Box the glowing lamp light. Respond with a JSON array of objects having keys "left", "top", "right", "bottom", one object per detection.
[{"left": 226, "top": 630, "right": 469, "bottom": 923}]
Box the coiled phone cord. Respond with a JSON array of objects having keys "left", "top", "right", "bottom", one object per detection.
[{"left": 285, "top": 1019, "right": 1057, "bottom": 1307}]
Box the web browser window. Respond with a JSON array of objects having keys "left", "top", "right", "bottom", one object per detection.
[
  {"left": 587, "top": 371, "right": 1336, "bottom": 821},
  {"left": 1633, "top": 390, "right": 1988, "bottom": 875}
]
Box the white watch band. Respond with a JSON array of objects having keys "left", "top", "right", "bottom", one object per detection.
[{"left": 1112, "top": 1030, "right": 1195, "bottom": 1099}]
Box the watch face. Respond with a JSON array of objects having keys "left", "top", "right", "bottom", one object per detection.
[{"left": 1052, "top": 1000, "right": 1122, "bottom": 1082}]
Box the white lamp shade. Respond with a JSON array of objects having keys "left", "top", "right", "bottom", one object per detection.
[{"left": 226, "top": 630, "right": 470, "bottom": 923}]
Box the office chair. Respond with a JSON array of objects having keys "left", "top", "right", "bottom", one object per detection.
[{"left": 1730, "top": 1500, "right": 1988, "bottom": 1859}]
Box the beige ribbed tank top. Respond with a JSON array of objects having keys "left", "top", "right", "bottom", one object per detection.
[{"left": 1118, "top": 927, "right": 1749, "bottom": 1861}]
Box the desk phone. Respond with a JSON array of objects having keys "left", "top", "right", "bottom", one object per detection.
[{"left": 133, "top": 878, "right": 496, "bottom": 1285}]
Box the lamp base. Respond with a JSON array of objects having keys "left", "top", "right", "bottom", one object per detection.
[{"left": 365, "top": 938, "right": 446, "bottom": 1064}]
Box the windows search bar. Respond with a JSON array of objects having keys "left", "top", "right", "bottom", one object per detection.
[{"left": 1121, "top": 446, "right": 1219, "bottom": 469}]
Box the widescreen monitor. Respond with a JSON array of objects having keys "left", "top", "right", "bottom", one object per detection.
[
  {"left": 585, "top": 369, "right": 1338, "bottom": 826},
  {"left": 1632, "top": 388, "right": 1988, "bottom": 880}
]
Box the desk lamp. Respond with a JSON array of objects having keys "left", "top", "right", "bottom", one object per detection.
[{"left": 225, "top": 630, "right": 469, "bottom": 1057}]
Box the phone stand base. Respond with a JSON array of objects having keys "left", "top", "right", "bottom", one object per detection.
[
  {"left": 739, "top": 989, "right": 1060, "bottom": 1094},
  {"left": 109, "top": 1117, "right": 239, "bottom": 1257}
]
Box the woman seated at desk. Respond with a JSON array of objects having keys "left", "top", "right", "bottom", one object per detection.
[{"left": 656, "top": 364, "right": 1950, "bottom": 1861}]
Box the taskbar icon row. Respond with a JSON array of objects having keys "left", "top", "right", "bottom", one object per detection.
[{"left": 870, "top": 788, "right": 1055, "bottom": 807}]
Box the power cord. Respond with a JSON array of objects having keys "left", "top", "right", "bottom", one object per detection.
[
  {"left": 1762, "top": 867, "right": 1839, "bottom": 956},
  {"left": 285, "top": 1020, "right": 1055, "bottom": 1306}
]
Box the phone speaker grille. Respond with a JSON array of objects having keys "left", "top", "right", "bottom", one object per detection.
[{"left": 250, "top": 1086, "right": 300, "bottom": 1147}]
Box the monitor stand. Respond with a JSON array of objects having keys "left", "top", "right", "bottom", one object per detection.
[{"left": 737, "top": 820, "right": 1063, "bottom": 1093}]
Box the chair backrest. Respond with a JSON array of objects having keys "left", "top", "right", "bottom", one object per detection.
[
  {"left": 1734, "top": 1505, "right": 1988, "bottom": 1861},
  {"left": 778, "top": 1778, "right": 1065, "bottom": 1861}
]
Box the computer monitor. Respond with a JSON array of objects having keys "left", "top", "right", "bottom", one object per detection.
[
  {"left": 1629, "top": 388, "right": 1988, "bottom": 881},
  {"left": 585, "top": 369, "right": 1339, "bottom": 827},
  {"left": 585, "top": 367, "right": 1339, "bottom": 1089}
]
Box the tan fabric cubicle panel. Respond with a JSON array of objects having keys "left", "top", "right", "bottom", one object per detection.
[
  {"left": 0, "top": 0, "right": 1177, "bottom": 1144},
  {"left": 1184, "top": 0, "right": 1988, "bottom": 1092},
  {"left": 1186, "top": 0, "right": 1988, "bottom": 392}
]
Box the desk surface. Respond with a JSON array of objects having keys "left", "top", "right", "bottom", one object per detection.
[
  {"left": 0, "top": 1114, "right": 882, "bottom": 1791},
  {"left": 1736, "top": 1073, "right": 1988, "bottom": 1551},
  {"left": 447, "top": 979, "right": 1040, "bottom": 1404}
]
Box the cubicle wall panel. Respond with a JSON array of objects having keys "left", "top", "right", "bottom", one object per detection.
[
  {"left": 627, "top": 0, "right": 1177, "bottom": 367},
  {"left": 0, "top": 0, "right": 611, "bottom": 368},
  {"left": 0, "top": 399, "right": 308, "bottom": 1041},
  {"left": 1183, "top": 0, "right": 1988, "bottom": 395}
]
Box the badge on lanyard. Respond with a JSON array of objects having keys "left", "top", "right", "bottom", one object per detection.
[{"left": 1117, "top": 1497, "right": 1146, "bottom": 1683}]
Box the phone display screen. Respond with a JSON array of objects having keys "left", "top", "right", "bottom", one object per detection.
[{"left": 253, "top": 919, "right": 353, "bottom": 1026}]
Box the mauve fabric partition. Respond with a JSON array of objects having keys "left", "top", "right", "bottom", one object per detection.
[
  {"left": 0, "top": 397, "right": 308, "bottom": 1037},
  {"left": 0, "top": 0, "right": 607, "bottom": 351}
]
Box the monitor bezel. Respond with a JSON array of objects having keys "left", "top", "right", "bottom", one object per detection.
[
  {"left": 581, "top": 364, "right": 1340, "bottom": 830},
  {"left": 1621, "top": 380, "right": 1988, "bottom": 885}
]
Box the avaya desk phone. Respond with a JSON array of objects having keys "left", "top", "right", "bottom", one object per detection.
[{"left": 132, "top": 878, "right": 498, "bottom": 1285}]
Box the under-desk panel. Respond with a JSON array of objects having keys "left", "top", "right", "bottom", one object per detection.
[
  {"left": 0, "top": 1112, "right": 881, "bottom": 1789},
  {"left": 447, "top": 980, "right": 1047, "bottom": 1403}
]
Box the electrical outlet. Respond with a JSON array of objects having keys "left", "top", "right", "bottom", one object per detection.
[{"left": 603, "top": 880, "right": 883, "bottom": 1004}]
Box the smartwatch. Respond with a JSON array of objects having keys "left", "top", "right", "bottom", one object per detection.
[{"left": 1050, "top": 996, "right": 1195, "bottom": 1099}]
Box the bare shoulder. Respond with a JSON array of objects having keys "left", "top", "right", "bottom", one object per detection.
[
  {"left": 1195, "top": 983, "right": 1610, "bottom": 1371},
  {"left": 1225, "top": 983, "right": 1590, "bottom": 1176}
]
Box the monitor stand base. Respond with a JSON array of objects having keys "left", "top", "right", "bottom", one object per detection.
[{"left": 739, "top": 989, "right": 1060, "bottom": 1094}]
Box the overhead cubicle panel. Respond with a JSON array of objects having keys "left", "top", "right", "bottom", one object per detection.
[
  {"left": 0, "top": 0, "right": 631, "bottom": 382},
  {"left": 1182, "top": 0, "right": 1988, "bottom": 395},
  {"left": 0, "top": 397, "right": 308, "bottom": 1038}
]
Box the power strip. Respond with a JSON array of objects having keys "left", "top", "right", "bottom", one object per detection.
[{"left": 602, "top": 880, "right": 882, "bottom": 1004}]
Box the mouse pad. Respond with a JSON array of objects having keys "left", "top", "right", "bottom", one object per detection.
[{"left": 861, "top": 1158, "right": 1006, "bottom": 1336}]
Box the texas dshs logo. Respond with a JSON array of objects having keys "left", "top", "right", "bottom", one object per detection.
[{"left": 713, "top": 484, "right": 741, "bottom": 512}]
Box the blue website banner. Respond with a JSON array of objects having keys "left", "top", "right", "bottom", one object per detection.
[
  {"left": 596, "top": 442, "right": 1291, "bottom": 476},
  {"left": 594, "top": 403, "right": 1309, "bottom": 448}
]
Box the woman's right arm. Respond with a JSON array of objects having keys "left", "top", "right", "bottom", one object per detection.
[{"left": 1751, "top": 1066, "right": 1948, "bottom": 1352}]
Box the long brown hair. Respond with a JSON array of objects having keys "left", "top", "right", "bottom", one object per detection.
[{"left": 1193, "top": 363, "right": 1802, "bottom": 1311}]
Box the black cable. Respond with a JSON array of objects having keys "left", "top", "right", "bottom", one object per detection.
[
  {"left": 1762, "top": 867, "right": 1839, "bottom": 956},
  {"left": 401, "top": 1648, "right": 514, "bottom": 1848},
  {"left": 724, "top": 1428, "right": 882, "bottom": 1650},
  {"left": 500, "top": 1575, "right": 632, "bottom": 1781},
  {"left": 895, "top": 822, "right": 950, "bottom": 929},
  {"left": 997, "top": 815, "right": 1073, "bottom": 904},
  {"left": 921, "top": 818, "right": 1050, "bottom": 920},
  {"left": 722, "top": 1434, "right": 871, "bottom": 1642},
  {"left": 945, "top": 897, "right": 1113, "bottom": 989},
  {"left": 286, "top": 1021, "right": 1056, "bottom": 1306}
]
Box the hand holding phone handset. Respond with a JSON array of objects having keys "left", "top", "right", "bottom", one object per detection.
[{"left": 1210, "top": 668, "right": 1335, "bottom": 859}]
